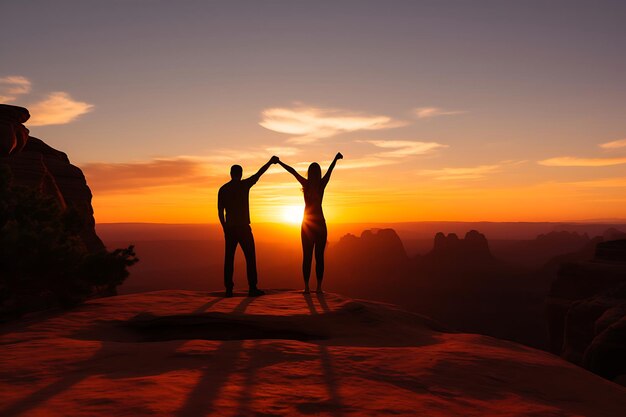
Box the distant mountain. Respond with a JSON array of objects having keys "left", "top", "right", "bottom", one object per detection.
[
  {"left": 327, "top": 229, "right": 547, "bottom": 348},
  {"left": 327, "top": 229, "right": 410, "bottom": 301},
  {"left": 493, "top": 230, "right": 592, "bottom": 268},
  {"left": 422, "top": 229, "right": 493, "bottom": 267},
  {"left": 332, "top": 228, "right": 407, "bottom": 262},
  {"left": 537, "top": 228, "right": 626, "bottom": 282},
  {"left": 602, "top": 227, "right": 626, "bottom": 242}
]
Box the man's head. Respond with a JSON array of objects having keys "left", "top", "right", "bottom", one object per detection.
[{"left": 230, "top": 164, "right": 243, "bottom": 181}]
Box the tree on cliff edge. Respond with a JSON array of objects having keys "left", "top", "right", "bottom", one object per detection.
[{"left": 0, "top": 165, "right": 138, "bottom": 319}]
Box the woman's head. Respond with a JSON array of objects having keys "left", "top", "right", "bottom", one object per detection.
[{"left": 307, "top": 162, "right": 322, "bottom": 182}]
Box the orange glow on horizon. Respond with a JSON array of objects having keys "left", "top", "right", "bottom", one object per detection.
[{"left": 90, "top": 177, "right": 626, "bottom": 225}]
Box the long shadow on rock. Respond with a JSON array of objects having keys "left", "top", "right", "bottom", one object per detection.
[
  {"left": 0, "top": 296, "right": 233, "bottom": 416},
  {"left": 301, "top": 293, "right": 350, "bottom": 417}
]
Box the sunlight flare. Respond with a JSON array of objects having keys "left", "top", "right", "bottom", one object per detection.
[{"left": 281, "top": 204, "right": 304, "bottom": 224}]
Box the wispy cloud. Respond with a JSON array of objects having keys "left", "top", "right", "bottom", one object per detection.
[
  {"left": 413, "top": 107, "right": 465, "bottom": 119},
  {"left": 259, "top": 105, "right": 405, "bottom": 143},
  {"left": 206, "top": 139, "right": 444, "bottom": 173},
  {"left": 203, "top": 146, "right": 300, "bottom": 166},
  {"left": 600, "top": 138, "right": 626, "bottom": 150},
  {"left": 0, "top": 75, "right": 31, "bottom": 102},
  {"left": 1, "top": 75, "right": 93, "bottom": 126},
  {"left": 419, "top": 164, "right": 502, "bottom": 180},
  {"left": 265, "top": 146, "right": 300, "bottom": 157},
  {"left": 81, "top": 158, "right": 220, "bottom": 193},
  {"left": 567, "top": 177, "right": 626, "bottom": 188},
  {"left": 361, "top": 140, "right": 447, "bottom": 158},
  {"left": 541, "top": 138, "right": 626, "bottom": 167},
  {"left": 418, "top": 160, "right": 524, "bottom": 180},
  {"left": 338, "top": 157, "right": 398, "bottom": 170},
  {"left": 323, "top": 140, "right": 448, "bottom": 171},
  {"left": 27, "top": 92, "right": 94, "bottom": 126},
  {"left": 538, "top": 156, "right": 626, "bottom": 167}
]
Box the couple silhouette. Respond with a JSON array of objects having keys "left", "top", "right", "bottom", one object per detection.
[{"left": 218, "top": 153, "right": 343, "bottom": 297}]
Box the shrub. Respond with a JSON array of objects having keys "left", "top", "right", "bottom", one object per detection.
[{"left": 0, "top": 165, "right": 138, "bottom": 319}]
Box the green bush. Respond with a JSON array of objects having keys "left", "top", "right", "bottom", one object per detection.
[{"left": 0, "top": 165, "right": 138, "bottom": 319}]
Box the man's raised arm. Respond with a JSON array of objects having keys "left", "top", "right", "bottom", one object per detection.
[{"left": 247, "top": 156, "right": 279, "bottom": 184}]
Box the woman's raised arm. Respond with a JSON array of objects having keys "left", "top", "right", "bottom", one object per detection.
[
  {"left": 278, "top": 160, "right": 307, "bottom": 186},
  {"left": 322, "top": 152, "right": 343, "bottom": 187}
]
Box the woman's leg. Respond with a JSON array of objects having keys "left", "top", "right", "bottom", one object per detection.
[
  {"left": 301, "top": 225, "right": 314, "bottom": 293},
  {"left": 314, "top": 223, "right": 328, "bottom": 293}
]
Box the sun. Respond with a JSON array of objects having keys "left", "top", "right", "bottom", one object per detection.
[{"left": 281, "top": 205, "right": 304, "bottom": 225}]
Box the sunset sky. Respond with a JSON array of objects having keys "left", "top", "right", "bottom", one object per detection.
[{"left": 2, "top": 0, "right": 626, "bottom": 224}]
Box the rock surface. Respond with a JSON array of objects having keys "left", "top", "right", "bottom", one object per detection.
[
  {"left": 1, "top": 290, "right": 624, "bottom": 416},
  {"left": 0, "top": 104, "right": 103, "bottom": 251}
]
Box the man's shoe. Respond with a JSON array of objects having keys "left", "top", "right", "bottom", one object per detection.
[
  {"left": 225, "top": 288, "right": 234, "bottom": 298},
  {"left": 248, "top": 288, "right": 265, "bottom": 297}
]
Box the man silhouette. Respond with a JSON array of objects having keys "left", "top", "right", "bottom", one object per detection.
[{"left": 218, "top": 156, "right": 279, "bottom": 297}]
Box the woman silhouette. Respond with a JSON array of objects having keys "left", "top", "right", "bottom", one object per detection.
[{"left": 278, "top": 152, "right": 343, "bottom": 293}]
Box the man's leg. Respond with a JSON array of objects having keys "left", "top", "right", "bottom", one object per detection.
[
  {"left": 224, "top": 228, "right": 238, "bottom": 296},
  {"left": 239, "top": 225, "right": 261, "bottom": 294}
]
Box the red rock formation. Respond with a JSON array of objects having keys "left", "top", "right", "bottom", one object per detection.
[
  {"left": 0, "top": 104, "right": 103, "bottom": 251},
  {"left": 430, "top": 229, "right": 492, "bottom": 262},
  {"left": 0, "top": 104, "right": 30, "bottom": 156},
  {"left": 335, "top": 228, "right": 408, "bottom": 261},
  {"left": 546, "top": 240, "right": 626, "bottom": 382}
]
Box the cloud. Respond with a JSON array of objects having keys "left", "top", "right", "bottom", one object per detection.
[
  {"left": 81, "top": 158, "right": 220, "bottom": 193},
  {"left": 203, "top": 146, "right": 300, "bottom": 166},
  {"left": 1, "top": 75, "right": 93, "bottom": 126},
  {"left": 320, "top": 140, "right": 448, "bottom": 171},
  {"left": 541, "top": 139, "right": 626, "bottom": 167},
  {"left": 27, "top": 92, "right": 94, "bottom": 126},
  {"left": 361, "top": 140, "right": 447, "bottom": 158},
  {"left": 418, "top": 160, "right": 526, "bottom": 181},
  {"left": 538, "top": 156, "right": 626, "bottom": 167},
  {"left": 337, "top": 157, "right": 398, "bottom": 170},
  {"left": 259, "top": 105, "right": 405, "bottom": 143},
  {"left": 0, "top": 75, "right": 31, "bottom": 102},
  {"left": 413, "top": 107, "right": 465, "bottom": 119},
  {"left": 567, "top": 177, "right": 626, "bottom": 188},
  {"left": 264, "top": 146, "right": 300, "bottom": 157},
  {"left": 600, "top": 139, "right": 626, "bottom": 150},
  {"left": 419, "top": 164, "right": 502, "bottom": 180}
]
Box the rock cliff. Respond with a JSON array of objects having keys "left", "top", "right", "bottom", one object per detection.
[
  {"left": 547, "top": 239, "right": 626, "bottom": 382},
  {"left": 0, "top": 104, "right": 103, "bottom": 251},
  {"left": 0, "top": 104, "right": 29, "bottom": 156}
]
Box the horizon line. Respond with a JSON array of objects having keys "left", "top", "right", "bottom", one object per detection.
[{"left": 95, "top": 219, "right": 626, "bottom": 226}]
